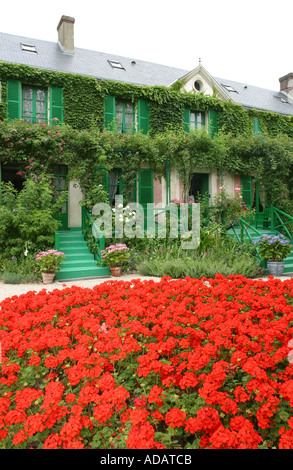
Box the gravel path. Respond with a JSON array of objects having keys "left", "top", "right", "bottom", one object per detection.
[
  {"left": 0, "top": 273, "right": 292, "bottom": 304},
  {"left": 0, "top": 273, "right": 162, "bottom": 303}
]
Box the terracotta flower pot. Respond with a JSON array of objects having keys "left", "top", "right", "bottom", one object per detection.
[
  {"left": 41, "top": 272, "right": 56, "bottom": 284},
  {"left": 110, "top": 266, "right": 122, "bottom": 277}
]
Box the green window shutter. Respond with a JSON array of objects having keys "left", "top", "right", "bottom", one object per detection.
[
  {"left": 253, "top": 118, "right": 261, "bottom": 135},
  {"left": 139, "top": 169, "right": 153, "bottom": 228},
  {"left": 241, "top": 175, "right": 252, "bottom": 209},
  {"left": 7, "top": 79, "right": 21, "bottom": 120},
  {"left": 183, "top": 107, "right": 191, "bottom": 132},
  {"left": 138, "top": 98, "right": 150, "bottom": 134},
  {"left": 208, "top": 110, "right": 218, "bottom": 137},
  {"left": 139, "top": 169, "right": 153, "bottom": 205},
  {"left": 104, "top": 95, "right": 116, "bottom": 131},
  {"left": 50, "top": 86, "right": 63, "bottom": 123}
]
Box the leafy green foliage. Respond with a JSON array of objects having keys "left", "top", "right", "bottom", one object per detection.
[{"left": 0, "top": 176, "right": 65, "bottom": 257}]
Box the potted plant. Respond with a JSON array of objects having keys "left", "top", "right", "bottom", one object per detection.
[
  {"left": 35, "top": 249, "right": 65, "bottom": 284},
  {"left": 253, "top": 234, "right": 292, "bottom": 276},
  {"left": 100, "top": 243, "right": 130, "bottom": 277}
]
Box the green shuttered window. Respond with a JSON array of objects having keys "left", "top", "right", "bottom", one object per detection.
[
  {"left": 6, "top": 79, "right": 63, "bottom": 124},
  {"left": 253, "top": 118, "right": 261, "bottom": 135},
  {"left": 183, "top": 108, "right": 205, "bottom": 132},
  {"left": 208, "top": 110, "right": 218, "bottom": 137},
  {"left": 104, "top": 95, "right": 149, "bottom": 134},
  {"left": 240, "top": 175, "right": 252, "bottom": 209},
  {"left": 7, "top": 80, "right": 21, "bottom": 120}
]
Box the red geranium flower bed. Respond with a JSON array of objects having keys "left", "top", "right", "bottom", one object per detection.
[{"left": 0, "top": 274, "right": 293, "bottom": 449}]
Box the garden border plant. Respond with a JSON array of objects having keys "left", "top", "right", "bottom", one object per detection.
[{"left": 0, "top": 275, "right": 293, "bottom": 449}]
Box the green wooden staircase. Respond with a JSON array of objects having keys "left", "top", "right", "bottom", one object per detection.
[{"left": 54, "top": 228, "right": 110, "bottom": 281}]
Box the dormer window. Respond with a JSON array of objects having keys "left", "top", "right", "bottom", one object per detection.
[
  {"left": 222, "top": 84, "right": 238, "bottom": 93},
  {"left": 274, "top": 94, "right": 289, "bottom": 104},
  {"left": 21, "top": 43, "right": 37, "bottom": 53},
  {"left": 108, "top": 60, "right": 125, "bottom": 70}
]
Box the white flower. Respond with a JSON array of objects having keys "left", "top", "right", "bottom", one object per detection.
[
  {"left": 117, "top": 204, "right": 123, "bottom": 209},
  {"left": 24, "top": 249, "right": 28, "bottom": 256}
]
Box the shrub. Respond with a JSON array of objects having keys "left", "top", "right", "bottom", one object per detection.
[
  {"left": 2, "top": 272, "right": 23, "bottom": 284},
  {"left": 0, "top": 176, "right": 66, "bottom": 258},
  {"left": 0, "top": 255, "right": 41, "bottom": 283},
  {"left": 138, "top": 252, "right": 261, "bottom": 279}
]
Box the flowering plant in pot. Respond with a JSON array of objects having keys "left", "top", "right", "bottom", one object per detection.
[
  {"left": 253, "top": 234, "right": 292, "bottom": 276},
  {"left": 100, "top": 243, "right": 130, "bottom": 276},
  {"left": 35, "top": 249, "right": 65, "bottom": 283}
]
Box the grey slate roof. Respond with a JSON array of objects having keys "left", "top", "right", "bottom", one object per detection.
[
  {"left": 1, "top": 31, "right": 293, "bottom": 116},
  {"left": 214, "top": 77, "right": 293, "bottom": 116},
  {"left": 0, "top": 32, "right": 186, "bottom": 87}
]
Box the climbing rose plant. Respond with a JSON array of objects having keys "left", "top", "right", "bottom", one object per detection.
[{"left": 0, "top": 275, "right": 293, "bottom": 449}]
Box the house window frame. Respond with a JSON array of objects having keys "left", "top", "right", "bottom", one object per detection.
[
  {"left": 22, "top": 84, "right": 48, "bottom": 124},
  {"left": 115, "top": 100, "right": 135, "bottom": 134},
  {"left": 190, "top": 111, "right": 205, "bottom": 130}
]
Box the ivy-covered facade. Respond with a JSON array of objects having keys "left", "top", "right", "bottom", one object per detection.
[{"left": 1, "top": 15, "right": 293, "bottom": 230}]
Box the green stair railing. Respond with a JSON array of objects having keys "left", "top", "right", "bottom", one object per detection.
[
  {"left": 270, "top": 206, "right": 293, "bottom": 242},
  {"left": 81, "top": 206, "right": 106, "bottom": 265}
]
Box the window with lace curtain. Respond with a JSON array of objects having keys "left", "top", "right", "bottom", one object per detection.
[
  {"left": 22, "top": 85, "right": 47, "bottom": 123},
  {"left": 115, "top": 100, "right": 135, "bottom": 134},
  {"left": 190, "top": 111, "right": 205, "bottom": 130}
]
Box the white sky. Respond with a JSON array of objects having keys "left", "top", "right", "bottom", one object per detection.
[{"left": 0, "top": 0, "right": 292, "bottom": 91}]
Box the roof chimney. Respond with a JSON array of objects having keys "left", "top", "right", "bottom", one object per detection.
[
  {"left": 57, "top": 15, "right": 75, "bottom": 54},
  {"left": 279, "top": 72, "right": 293, "bottom": 98}
]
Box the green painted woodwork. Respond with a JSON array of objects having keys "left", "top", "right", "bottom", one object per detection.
[
  {"left": 183, "top": 107, "right": 191, "bottom": 132},
  {"left": 183, "top": 108, "right": 206, "bottom": 132},
  {"left": 6, "top": 79, "right": 63, "bottom": 124},
  {"left": 104, "top": 94, "right": 116, "bottom": 131},
  {"left": 165, "top": 158, "right": 171, "bottom": 204},
  {"left": 104, "top": 95, "right": 150, "bottom": 134},
  {"left": 55, "top": 228, "right": 110, "bottom": 280},
  {"left": 227, "top": 222, "right": 293, "bottom": 274},
  {"left": 50, "top": 86, "right": 63, "bottom": 123},
  {"left": 22, "top": 85, "right": 47, "bottom": 124},
  {"left": 139, "top": 169, "right": 154, "bottom": 206},
  {"left": 240, "top": 175, "right": 253, "bottom": 209},
  {"left": 253, "top": 118, "right": 261, "bottom": 135},
  {"left": 115, "top": 100, "right": 135, "bottom": 134},
  {"left": 7, "top": 79, "right": 21, "bottom": 120},
  {"left": 138, "top": 98, "right": 150, "bottom": 134},
  {"left": 208, "top": 110, "right": 218, "bottom": 137},
  {"left": 138, "top": 168, "right": 154, "bottom": 228}
]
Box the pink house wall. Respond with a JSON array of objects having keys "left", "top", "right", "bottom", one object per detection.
[{"left": 153, "top": 175, "right": 162, "bottom": 204}]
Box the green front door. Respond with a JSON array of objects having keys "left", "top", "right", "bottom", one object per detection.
[
  {"left": 241, "top": 175, "right": 267, "bottom": 226},
  {"left": 53, "top": 165, "right": 68, "bottom": 230},
  {"left": 241, "top": 175, "right": 266, "bottom": 211}
]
